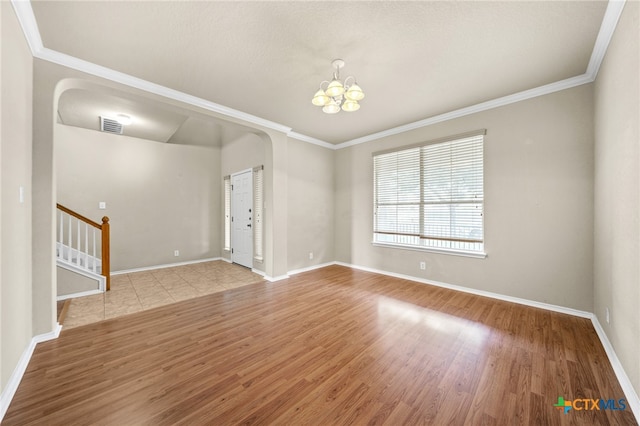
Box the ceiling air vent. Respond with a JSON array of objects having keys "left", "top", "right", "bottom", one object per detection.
[{"left": 100, "top": 116, "right": 123, "bottom": 135}]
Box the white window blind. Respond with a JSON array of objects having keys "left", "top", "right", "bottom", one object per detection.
[
  {"left": 373, "top": 133, "right": 484, "bottom": 254},
  {"left": 253, "top": 166, "right": 264, "bottom": 262},
  {"left": 223, "top": 175, "right": 231, "bottom": 251}
]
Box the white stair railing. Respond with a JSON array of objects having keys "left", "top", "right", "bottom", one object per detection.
[{"left": 56, "top": 204, "right": 111, "bottom": 290}]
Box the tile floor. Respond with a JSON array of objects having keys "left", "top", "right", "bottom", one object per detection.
[{"left": 62, "top": 260, "right": 264, "bottom": 329}]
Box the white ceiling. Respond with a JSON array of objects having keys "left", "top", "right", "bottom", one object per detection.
[
  {"left": 57, "top": 87, "right": 252, "bottom": 146},
  {"left": 28, "top": 1, "right": 611, "bottom": 145}
]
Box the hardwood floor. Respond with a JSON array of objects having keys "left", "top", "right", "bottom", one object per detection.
[{"left": 4, "top": 265, "right": 636, "bottom": 425}]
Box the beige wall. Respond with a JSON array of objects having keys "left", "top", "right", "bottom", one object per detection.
[
  {"left": 219, "top": 133, "right": 335, "bottom": 276},
  {"left": 594, "top": 1, "right": 640, "bottom": 397},
  {"left": 32, "top": 59, "right": 59, "bottom": 337},
  {"left": 262, "top": 132, "right": 289, "bottom": 278},
  {"left": 56, "top": 124, "right": 221, "bottom": 271},
  {"left": 1, "top": 2, "right": 34, "bottom": 390},
  {"left": 287, "top": 139, "right": 334, "bottom": 271},
  {"left": 220, "top": 133, "right": 265, "bottom": 177},
  {"left": 57, "top": 267, "right": 100, "bottom": 296},
  {"left": 335, "top": 84, "right": 595, "bottom": 311}
]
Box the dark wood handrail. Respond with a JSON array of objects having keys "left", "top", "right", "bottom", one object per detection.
[
  {"left": 56, "top": 203, "right": 102, "bottom": 229},
  {"left": 56, "top": 203, "right": 111, "bottom": 291}
]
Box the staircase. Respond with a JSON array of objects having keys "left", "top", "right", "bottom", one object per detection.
[
  {"left": 57, "top": 242, "right": 102, "bottom": 274},
  {"left": 56, "top": 204, "right": 111, "bottom": 296}
]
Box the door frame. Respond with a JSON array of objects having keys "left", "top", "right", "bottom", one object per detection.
[{"left": 230, "top": 168, "right": 253, "bottom": 268}]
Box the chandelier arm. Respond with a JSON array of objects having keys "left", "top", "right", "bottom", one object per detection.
[
  {"left": 319, "top": 80, "right": 330, "bottom": 91},
  {"left": 343, "top": 75, "right": 355, "bottom": 88}
]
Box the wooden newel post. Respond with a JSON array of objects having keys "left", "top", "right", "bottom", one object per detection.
[{"left": 101, "top": 216, "right": 110, "bottom": 291}]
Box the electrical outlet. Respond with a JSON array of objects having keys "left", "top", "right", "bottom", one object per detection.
[
  {"left": 174, "top": 250, "right": 180, "bottom": 257},
  {"left": 606, "top": 307, "right": 610, "bottom": 324},
  {"left": 419, "top": 261, "right": 426, "bottom": 270},
  {"left": 309, "top": 252, "right": 314, "bottom": 260}
]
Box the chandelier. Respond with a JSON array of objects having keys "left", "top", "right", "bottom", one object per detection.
[{"left": 312, "top": 59, "right": 365, "bottom": 114}]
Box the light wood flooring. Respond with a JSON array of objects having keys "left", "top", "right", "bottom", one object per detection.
[
  {"left": 61, "top": 260, "right": 264, "bottom": 328},
  {"left": 4, "top": 265, "right": 637, "bottom": 425}
]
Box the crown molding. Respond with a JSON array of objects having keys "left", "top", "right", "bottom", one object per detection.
[
  {"left": 586, "top": 0, "right": 626, "bottom": 78},
  {"left": 334, "top": 73, "right": 594, "bottom": 149},
  {"left": 11, "top": 0, "right": 293, "bottom": 137},
  {"left": 335, "top": 0, "right": 625, "bottom": 150},
  {"left": 37, "top": 48, "right": 294, "bottom": 135},
  {"left": 10, "top": 0, "right": 42, "bottom": 54},
  {"left": 12, "top": 0, "right": 625, "bottom": 151},
  {"left": 286, "top": 131, "right": 336, "bottom": 149}
]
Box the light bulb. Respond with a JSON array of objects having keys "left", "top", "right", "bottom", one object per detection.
[
  {"left": 312, "top": 89, "right": 330, "bottom": 106},
  {"left": 325, "top": 79, "right": 345, "bottom": 97},
  {"left": 345, "top": 83, "right": 364, "bottom": 101},
  {"left": 322, "top": 100, "right": 341, "bottom": 114},
  {"left": 342, "top": 100, "right": 360, "bottom": 112}
]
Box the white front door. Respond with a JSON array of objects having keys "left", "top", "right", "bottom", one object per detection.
[{"left": 231, "top": 169, "right": 253, "bottom": 268}]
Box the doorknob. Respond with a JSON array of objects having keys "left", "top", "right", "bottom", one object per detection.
[{"left": 247, "top": 223, "right": 252, "bottom": 228}]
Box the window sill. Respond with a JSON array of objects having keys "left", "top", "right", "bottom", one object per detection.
[{"left": 372, "top": 242, "right": 487, "bottom": 259}]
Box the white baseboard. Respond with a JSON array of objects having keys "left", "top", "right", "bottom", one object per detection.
[
  {"left": 255, "top": 261, "right": 338, "bottom": 282},
  {"left": 57, "top": 289, "right": 103, "bottom": 301},
  {"left": 0, "top": 342, "right": 37, "bottom": 421},
  {"left": 247, "top": 265, "right": 288, "bottom": 282},
  {"left": 288, "top": 262, "right": 336, "bottom": 277},
  {"left": 251, "top": 268, "right": 266, "bottom": 277},
  {"left": 264, "top": 273, "right": 290, "bottom": 282},
  {"left": 112, "top": 257, "right": 222, "bottom": 275},
  {"left": 114, "top": 256, "right": 273, "bottom": 282},
  {"left": 591, "top": 316, "right": 640, "bottom": 420},
  {"left": 0, "top": 325, "right": 62, "bottom": 422},
  {"left": 335, "top": 261, "right": 592, "bottom": 318}
]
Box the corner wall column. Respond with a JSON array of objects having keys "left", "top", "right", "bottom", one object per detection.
[{"left": 262, "top": 132, "right": 288, "bottom": 279}]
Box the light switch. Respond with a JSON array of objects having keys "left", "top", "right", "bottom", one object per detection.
[
  {"left": 99, "top": 202, "right": 106, "bottom": 209},
  {"left": 19, "top": 186, "right": 25, "bottom": 203}
]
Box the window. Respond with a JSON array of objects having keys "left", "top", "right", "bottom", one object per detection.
[
  {"left": 223, "top": 166, "right": 264, "bottom": 261},
  {"left": 373, "top": 131, "right": 485, "bottom": 256}
]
